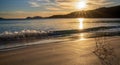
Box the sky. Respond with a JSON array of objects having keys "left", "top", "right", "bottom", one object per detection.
[{"left": 0, "top": 0, "right": 120, "bottom": 18}]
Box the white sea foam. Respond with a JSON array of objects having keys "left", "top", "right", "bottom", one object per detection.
[{"left": 0, "top": 30, "right": 49, "bottom": 37}]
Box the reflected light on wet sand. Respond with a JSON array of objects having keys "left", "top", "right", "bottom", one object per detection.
[
  {"left": 78, "top": 18, "right": 86, "bottom": 40},
  {"left": 80, "top": 33, "right": 86, "bottom": 40}
]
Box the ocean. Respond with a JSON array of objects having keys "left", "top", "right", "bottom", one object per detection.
[{"left": 0, "top": 18, "right": 120, "bottom": 51}]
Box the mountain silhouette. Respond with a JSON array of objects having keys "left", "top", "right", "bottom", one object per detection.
[
  {"left": 48, "top": 5, "right": 120, "bottom": 18},
  {"left": 0, "top": 17, "right": 4, "bottom": 20},
  {"left": 26, "top": 16, "right": 43, "bottom": 19},
  {"left": 1, "top": 5, "right": 120, "bottom": 20}
]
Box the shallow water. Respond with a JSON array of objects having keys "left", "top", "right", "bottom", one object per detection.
[
  {"left": 0, "top": 18, "right": 120, "bottom": 33},
  {"left": 0, "top": 18, "right": 120, "bottom": 50}
]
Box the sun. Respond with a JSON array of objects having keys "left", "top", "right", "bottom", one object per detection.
[{"left": 76, "top": 1, "right": 87, "bottom": 9}]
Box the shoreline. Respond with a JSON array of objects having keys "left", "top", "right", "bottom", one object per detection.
[{"left": 0, "top": 36, "right": 120, "bottom": 65}]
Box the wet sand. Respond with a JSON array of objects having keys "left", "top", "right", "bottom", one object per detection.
[{"left": 0, "top": 36, "right": 120, "bottom": 65}]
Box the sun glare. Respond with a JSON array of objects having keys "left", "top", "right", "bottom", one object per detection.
[
  {"left": 76, "top": 1, "right": 87, "bottom": 9},
  {"left": 78, "top": 18, "right": 86, "bottom": 40},
  {"left": 78, "top": 18, "right": 84, "bottom": 29}
]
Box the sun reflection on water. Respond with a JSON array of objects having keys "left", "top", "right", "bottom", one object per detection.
[
  {"left": 78, "top": 18, "right": 86, "bottom": 40},
  {"left": 78, "top": 18, "right": 84, "bottom": 29}
]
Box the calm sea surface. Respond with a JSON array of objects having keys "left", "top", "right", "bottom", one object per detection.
[
  {"left": 0, "top": 18, "right": 120, "bottom": 50},
  {"left": 0, "top": 18, "right": 120, "bottom": 33}
]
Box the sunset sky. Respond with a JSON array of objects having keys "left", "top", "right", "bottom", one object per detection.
[{"left": 0, "top": 0, "right": 120, "bottom": 18}]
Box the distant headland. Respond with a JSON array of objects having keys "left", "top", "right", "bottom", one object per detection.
[{"left": 0, "top": 5, "right": 120, "bottom": 20}]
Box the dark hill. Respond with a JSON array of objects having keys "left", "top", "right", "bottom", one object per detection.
[
  {"left": 0, "top": 17, "right": 4, "bottom": 20},
  {"left": 48, "top": 5, "right": 120, "bottom": 18},
  {"left": 26, "top": 16, "right": 43, "bottom": 19}
]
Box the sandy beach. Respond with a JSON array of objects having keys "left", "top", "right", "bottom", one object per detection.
[
  {"left": 0, "top": 36, "right": 120, "bottom": 65},
  {"left": 0, "top": 0, "right": 120, "bottom": 65}
]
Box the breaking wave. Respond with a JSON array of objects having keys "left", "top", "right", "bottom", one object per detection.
[
  {"left": 1, "top": 26, "right": 120, "bottom": 51},
  {"left": 0, "top": 26, "right": 120, "bottom": 42}
]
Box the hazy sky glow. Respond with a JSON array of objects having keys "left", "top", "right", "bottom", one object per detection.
[{"left": 0, "top": 0, "right": 120, "bottom": 18}]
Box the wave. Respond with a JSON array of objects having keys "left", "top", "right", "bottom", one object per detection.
[
  {"left": 0, "top": 26, "right": 120, "bottom": 43},
  {"left": 1, "top": 26, "right": 120, "bottom": 51}
]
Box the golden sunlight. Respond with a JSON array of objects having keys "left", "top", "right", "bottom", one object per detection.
[
  {"left": 80, "top": 33, "right": 86, "bottom": 40},
  {"left": 78, "top": 18, "right": 86, "bottom": 40},
  {"left": 78, "top": 18, "right": 84, "bottom": 29},
  {"left": 76, "top": 1, "right": 87, "bottom": 9}
]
